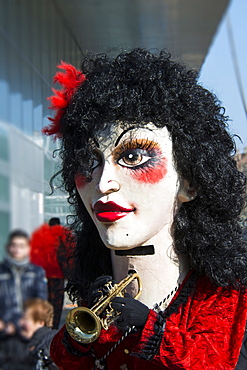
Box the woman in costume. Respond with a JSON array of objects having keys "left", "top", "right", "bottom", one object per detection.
[{"left": 43, "top": 49, "right": 247, "bottom": 369}]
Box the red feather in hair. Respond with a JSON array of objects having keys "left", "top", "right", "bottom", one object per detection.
[{"left": 42, "top": 61, "right": 86, "bottom": 138}]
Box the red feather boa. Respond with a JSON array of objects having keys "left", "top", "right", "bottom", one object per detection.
[{"left": 30, "top": 223, "right": 72, "bottom": 278}]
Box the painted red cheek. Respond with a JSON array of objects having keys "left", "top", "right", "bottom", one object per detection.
[
  {"left": 131, "top": 159, "right": 168, "bottom": 184},
  {"left": 75, "top": 173, "right": 87, "bottom": 189}
]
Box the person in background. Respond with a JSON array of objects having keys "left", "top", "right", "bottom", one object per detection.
[
  {"left": 30, "top": 218, "right": 74, "bottom": 329},
  {"left": 0, "top": 229, "right": 48, "bottom": 339},
  {"left": 0, "top": 298, "right": 58, "bottom": 369}
]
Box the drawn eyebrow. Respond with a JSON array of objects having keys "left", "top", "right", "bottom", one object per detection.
[
  {"left": 114, "top": 126, "right": 155, "bottom": 147},
  {"left": 114, "top": 126, "right": 136, "bottom": 147}
]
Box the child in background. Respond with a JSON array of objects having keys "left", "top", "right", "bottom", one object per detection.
[{"left": 0, "top": 298, "right": 58, "bottom": 370}]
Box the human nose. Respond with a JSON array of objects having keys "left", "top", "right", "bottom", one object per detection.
[
  {"left": 18, "top": 318, "right": 24, "bottom": 327},
  {"left": 95, "top": 161, "right": 121, "bottom": 195}
]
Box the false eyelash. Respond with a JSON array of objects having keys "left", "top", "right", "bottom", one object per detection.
[{"left": 113, "top": 138, "right": 160, "bottom": 159}]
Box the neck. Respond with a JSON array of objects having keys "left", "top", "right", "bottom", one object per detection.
[
  {"left": 111, "top": 225, "right": 190, "bottom": 308},
  {"left": 5, "top": 254, "right": 29, "bottom": 268}
]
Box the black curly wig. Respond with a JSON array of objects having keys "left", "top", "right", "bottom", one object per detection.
[{"left": 50, "top": 48, "right": 247, "bottom": 301}]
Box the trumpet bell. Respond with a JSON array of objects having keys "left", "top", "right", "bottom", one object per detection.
[
  {"left": 66, "top": 306, "right": 101, "bottom": 343},
  {"left": 65, "top": 271, "right": 142, "bottom": 344}
]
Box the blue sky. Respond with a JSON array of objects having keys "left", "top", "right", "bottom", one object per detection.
[{"left": 199, "top": 0, "right": 247, "bottom": 152}]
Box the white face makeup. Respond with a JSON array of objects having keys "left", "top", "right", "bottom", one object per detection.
[{"left": 75, "top": 123, "right": 181, "bottom": 249}]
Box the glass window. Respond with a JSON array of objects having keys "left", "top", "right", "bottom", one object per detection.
[
  {"left": 0, "top": 211, "right": 10, "bottom": 260},
  {"left": 0, "top": 174, "right": 10, "bottom": 202},
  {"left": 0, "top": 125, "right": 9, "bottom": 161}
]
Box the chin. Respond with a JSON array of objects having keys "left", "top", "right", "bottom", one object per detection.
[
  {"left": 100, "top": 232, "right": 144, "bottom": 250},
  {"left": 103, "top": 239, "right": 136, "bottom": 250},
  {"left": 106, "top": 244, "right": 136, "bottom": 250}
]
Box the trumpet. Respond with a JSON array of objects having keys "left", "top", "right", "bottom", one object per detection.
[{"left": 66, "top": 271, "right": 142, "bottom": 343}]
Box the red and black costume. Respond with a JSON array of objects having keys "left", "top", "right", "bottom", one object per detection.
[{"left": 51, "top": 271, "right": 247, "bottom": 369}]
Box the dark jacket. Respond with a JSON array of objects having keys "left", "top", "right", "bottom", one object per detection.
[
  {"left": 0, "top": 256, "right": 48, "bottom": 328},
  {"left": 0, "top": 326, "right": 58, "bottom": 369}
]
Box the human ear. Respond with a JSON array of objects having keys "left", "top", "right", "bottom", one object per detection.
[{"left": 177, "top": 179, "right": 197, "bottom": 203}]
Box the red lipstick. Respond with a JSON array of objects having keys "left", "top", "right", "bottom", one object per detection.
[{"left": 93, "top": 201, "right": 134, "bottom": 222}]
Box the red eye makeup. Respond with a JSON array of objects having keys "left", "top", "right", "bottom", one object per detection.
[
  {"left": 113, "top": 138, "right": 168, "bottom": 184},
  {"left": 75, "top": 173, "right": 87, "bottom": 189},
  {"left": 131, "top": 159, "right": 168, "bottom": 184}
]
